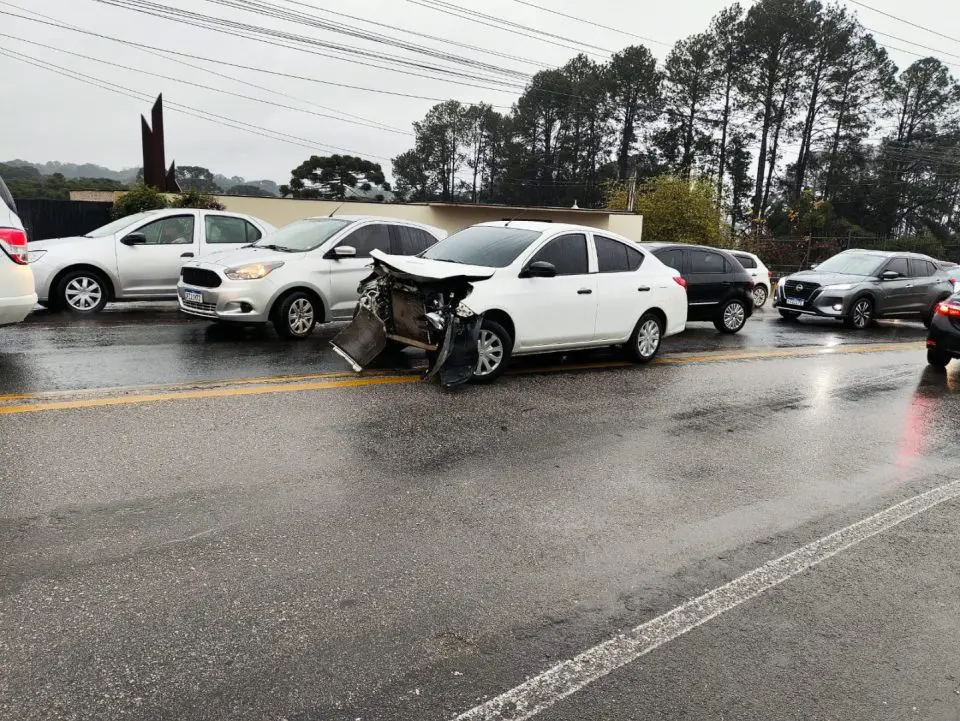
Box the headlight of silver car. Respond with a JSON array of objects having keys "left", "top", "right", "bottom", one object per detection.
[{"left": 224, "top": 261, "right": 284, "bottom": 280}]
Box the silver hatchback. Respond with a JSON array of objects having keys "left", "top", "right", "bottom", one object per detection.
[{"left": 176, "top": 215, "right": 446, "bottom": 339}]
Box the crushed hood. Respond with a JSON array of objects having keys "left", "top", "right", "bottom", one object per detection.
[{"left": 369, "top": 250, "right": 495, "bottom": 283}]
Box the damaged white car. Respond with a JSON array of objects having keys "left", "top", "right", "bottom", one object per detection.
[{"left": 331, "top": 221, "right": 688, "bottom": 387}]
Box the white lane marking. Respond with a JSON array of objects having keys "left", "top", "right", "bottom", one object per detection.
[{"left": 454, "top": 477, "right": 960, "bottom": 721}]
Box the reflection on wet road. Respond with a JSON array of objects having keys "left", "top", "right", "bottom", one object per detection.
[{"left": 0, "top": 302, "right": 930, "bottom": 393}]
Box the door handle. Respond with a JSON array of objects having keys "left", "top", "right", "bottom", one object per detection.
[
  {"left": 180, "top": 252, "right": 194, "bottom": 258},
  {"left": 637, "top": 286, "right": 651, "bottom": 292},
  {"left": 577, "top": 288, "right": 593, "bottom": 295}
]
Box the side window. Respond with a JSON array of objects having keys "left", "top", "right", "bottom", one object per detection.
[
  {"left": 205, "top": 215, "right": 250, "bottom": 244},
  {"left": 910, "top": 259, "right": 935, "bottom": 277},
  {"left": 655, "top": 248, "right": 683, "bottom": 272},
  {"left": 734, "top": 254, "right": 756, "bottom": 269},
  {"left": 595, "top": 235, "right": 645, "bottom": 273},
  {"left": 885, "top": 257, "right": 911, "bottom": 277},
  {"left": 340, "top": 223, "right": 391, "bottom": 258},
  {"left": 135, "top": 215, "right": 195, "bottom": 245},
  {"left": 397, "top": 226, "right": 436, "bottom": 255},
  {"left": 690, "top": 250, "right": 725, "bottom": 274},
  {"left": 530, "top": 233, "right": 588, "bottom": 275},
  {"left": 246, "top": 221, "right": 263, "bottom": 243}
]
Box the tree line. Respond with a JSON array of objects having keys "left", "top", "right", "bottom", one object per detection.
[{"left": 390, "top": 0, "right": 960, "bottom": 244}]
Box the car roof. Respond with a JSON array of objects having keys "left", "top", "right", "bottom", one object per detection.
[
  {"left": 640, "top": 242, "right": 738, "bottom": 255},
  {"left": 303, "top": 214, "right": 439, "bottom": 229},
  {"left": 842, "top": 248, "right": 936, "bottom": 260},
  {"left": 475, "top": 220, "right": 603, "bottom": 234}
]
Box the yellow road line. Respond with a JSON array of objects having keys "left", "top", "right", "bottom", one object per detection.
[
  {"left": 0, "top": 341, "right": 924, "bottom": 416},
  {"left": 0, "top": 375, "right": 419, "bottom": 416}
]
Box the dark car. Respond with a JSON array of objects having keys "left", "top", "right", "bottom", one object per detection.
[
  {"left": 773, "top": 249, "right": 954, "bottom": 329},
  {"left": 642, "top": 243, "right": 754, "bottom": 333},
  {"left": 926, "top": 294, "right": 960, "bottom": 368}
]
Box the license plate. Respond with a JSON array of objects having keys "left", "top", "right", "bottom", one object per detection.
[
  {"left": 786, "top": 297, "right": 804, "bottom": 307},
  {"left": 183, "top": 288, "right": 204, "bottom": 303}
]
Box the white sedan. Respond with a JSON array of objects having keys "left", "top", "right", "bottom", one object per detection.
[
  {"left": 27, "top": 208, "right": 275, "bottom": 313},
  {"left": 331, "top": 221, "right": 688, "bottom": 386}
]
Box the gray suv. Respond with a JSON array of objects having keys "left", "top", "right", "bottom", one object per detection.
[{"left": 774, "top": 249, "right": 953, "bottom": 329}]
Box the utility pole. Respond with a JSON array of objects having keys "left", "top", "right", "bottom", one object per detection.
[{"left": 626, "top": 165, "right": 638, "bottom": 213}]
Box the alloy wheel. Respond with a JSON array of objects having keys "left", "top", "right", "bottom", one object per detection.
[
  {"left": 724, "top": 301, "right": 746, "bottom": 330},
  {"left": 752, "top": 285, "right": 768, "bottom": 307},
  {"left": 475, "top": 329, "right": 505, "bottom": 377},
  {"left": 637, "top": 318, "right": 661, "bottom": 358},
  {"left": 288, "top": 298, "right": 315, "bottom": 336},
  {"left": 65, "top": 276, "right": 103, "bottom": 311},
  {"left": 852, "top": 299, "right": 871, "bottom": 328}
]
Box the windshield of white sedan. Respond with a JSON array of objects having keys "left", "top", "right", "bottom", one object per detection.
[
  {"left": 815, "top": 253, "right": 885, "bottom": 276},
  {"left": 85, "top": 211, "right": 161, "bottom": 238},
  {"left": 253, "top": 218, "right": 352, "bottom": 252},
  {"left": 421, "top": 226, "right": 541, "bottom": 267}
]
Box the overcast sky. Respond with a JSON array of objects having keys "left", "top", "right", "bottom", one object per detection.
[{"left": 1, "top": 0, "right": 959, "bottom": 183}]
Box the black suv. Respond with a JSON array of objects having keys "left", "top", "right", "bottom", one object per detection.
[{"left": 642, "top": 243, "right": 754, "bottom": 333}]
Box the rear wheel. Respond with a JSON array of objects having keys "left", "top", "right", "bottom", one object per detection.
[
  {"left": 56, "top": 269, "right": 109, "bottom": 313},
  {"left": 715, "top": 299, "right": 748, "bottom": 334},
  {"left": 844, "top": 297, "right": 873, "bottom": 330},
  {"left": 778, "top": 309, "right": 800, "bottom": 321},
  {"left": 626, "top": 312, "right": 664, "bottom": 363},
  {"left": 927, "top": 348, "right": 952, "bottom": 368},
  {"left": 273, "top": 292, "right": 318, "bottom": 339},
  {"left": 470, "top": 319, "right": 512, "bottom": 384},
  {"left": 752, "top": 284, "right": 768, "bottom": 307}
]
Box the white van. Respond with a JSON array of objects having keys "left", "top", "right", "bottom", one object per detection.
[{"left": 0, "top": 175, "right": 36, "bottom": 327}]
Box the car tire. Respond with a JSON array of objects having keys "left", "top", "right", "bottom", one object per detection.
[
  {"left": 626, "top": 312, "right": 664, "bottom": 363},
  {"left": 55, "top": 269, "right": 109, "bottom": 314},
  {"left": 843, "top": 297, "right": 873, "bottom": 330},
  {"left": 470, "top": 319, "right": 512, "bottom": 384},
  {"left": 778, "top": 309, "right": 800, "bottom": 321},
  {"left": 927, "top": 348, "right": 952, "bottom": 368},
  {"left": 273, "top": 292, "right": 318, "bottom": 339},
  {"left": 715, "top": 298, "right": 748, "bottom": 334},
  {"left": 752, "top": 284, "right": 769, "bottom": 307}
]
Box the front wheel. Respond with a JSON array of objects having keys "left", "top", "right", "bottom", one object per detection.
[
  {"left": 273, "top": 292, "right": 318, "bottom": 339},
  {"left": 626, "top": 312, "right": 664, "bottom": 363},
  {"left": 470, "top": 319, "right": 513, "bottom": 384},
  {"left": 844, "top": 297, "right": 873, "bottom": 330},
  {"left": 927, "top": 348, "right": 952, "bottom": 368},
  {"left": 715, "top": 299, "right": 748, "bottom": 334},
  {"left": 56, "top": 269, "right": 109, "bottom": 313}
]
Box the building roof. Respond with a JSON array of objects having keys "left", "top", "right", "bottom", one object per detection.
[{"left": 424, "top": 201, "right": 627, "bottom": 215}]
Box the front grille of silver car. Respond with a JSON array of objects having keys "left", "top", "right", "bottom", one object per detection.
[
  {"left": 181, "top": 298, "right": 218, "bottom": 316},
  {"left": 181, "top": 267, "right": 222, "bottom": 288},
  {"left": 783, "top": 280, "right": 820, "bottom": 300}
]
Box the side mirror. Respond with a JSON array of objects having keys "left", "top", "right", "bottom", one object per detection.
[
  {"left": 523, "top": 261, "right": 557, "bottom": 278},
  {"left": 333, "top": 245, "right": 357, "bottom": 258},
  {"left": 880, "top": 270, "right": 900, "bottom": 281},
  {"left": 121, "top": 232, "right": 147, "bottom": 246},
  {"left": 809, "top": 263, "right": 818, "bottom": 269}
]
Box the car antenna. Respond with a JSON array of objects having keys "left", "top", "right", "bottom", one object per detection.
[{"left": 329, "top": 202, "right": 345, "bottom": 217}]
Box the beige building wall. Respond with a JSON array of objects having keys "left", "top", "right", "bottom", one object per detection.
[
  {"left": 68, "top": 191, "right": 645, "bottom": 240},
  {"left": 213, "top": 197, "right": 644, "bottom": 238}
]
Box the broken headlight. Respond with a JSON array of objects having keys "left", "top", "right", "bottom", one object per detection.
[{"left": 456, "top": 301, "right": 476, "bottom": 318}]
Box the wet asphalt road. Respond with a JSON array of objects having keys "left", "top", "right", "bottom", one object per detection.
[
  {"left": 2, "top": 303, "right": 960, "bottom": 721},
  {"left": 0, "top": 302, "right": 929, "bottom": 392}
]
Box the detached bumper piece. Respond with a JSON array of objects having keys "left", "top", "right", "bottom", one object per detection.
[{"left": 330, "top": 256, "right": 484, "bottom": 388}]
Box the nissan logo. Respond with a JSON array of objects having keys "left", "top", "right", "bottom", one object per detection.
[{"left": 796, "top": 284, "right": 804, "bottom": 291}]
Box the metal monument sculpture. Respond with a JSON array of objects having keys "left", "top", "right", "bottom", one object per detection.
[{"left": 141, "top": 94, "right": 180, "bottom": 192}]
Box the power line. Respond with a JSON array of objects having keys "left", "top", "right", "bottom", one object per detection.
[
  {"left": 511, "top": 0, "right": 670, "bottom": 47},
  {"left": 406, "top": 0, "right": 611, "bottom": 58},
  {"left": 864, "top": 26, "right": 960, "bottom": 61},
  {"left": 0, "top": 6, "right": 511, "bottom": 108},
  {"left": 87, "top": 0, "right": 529, "bottom": 91},
  {"left": 0, "top": 33, "right": 414, "bottom": 136},
  {"left": 844, "top": 0, "right": 960, "bottom": 46},
  {"left": 0, "top": 47, "right": 392, "bottom": 161}
]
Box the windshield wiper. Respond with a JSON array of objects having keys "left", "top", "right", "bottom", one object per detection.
[{"left": 254, "top": 243, "right": 300, "bottom": 253}]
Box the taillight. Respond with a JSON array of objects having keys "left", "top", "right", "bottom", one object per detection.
[
  {"left": 949, "top": 277, "right": 956, "bottom": 287},
  {"left": 768, "top": 270, "right": 773, "bottom": 278},
  {"left": 673, "top": 276, "right": 687, "bottom": 289},
  {"left": 0, "top": 227, "right": 28, "bottom": 265},
  {"left": 935, "top": 301, "right": 960, "bottom": 317}
]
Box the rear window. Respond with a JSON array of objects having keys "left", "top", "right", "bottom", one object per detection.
[
  {"left": 422, "top": 226, "right": 541, "bottom": 268},
  {"left": 734, "top": 253, "right": 756, "bottom": 269},
  {"left": 0, "top": 175, "right": 17, "bottom": 215},
  {"left": 595, "top": 235, "right": 644, "bottom": 273}
]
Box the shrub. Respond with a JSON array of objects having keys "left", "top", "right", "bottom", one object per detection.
[
  {"left": 111, "top": 184, "right": 168, "bottom": 219},
  {"left": 172, "top": 189, "right": 225, "bottom": 210}
]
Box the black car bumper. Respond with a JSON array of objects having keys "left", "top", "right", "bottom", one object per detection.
[{"left": 927, "top": 313, "right": 960, "bottom": 357}]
